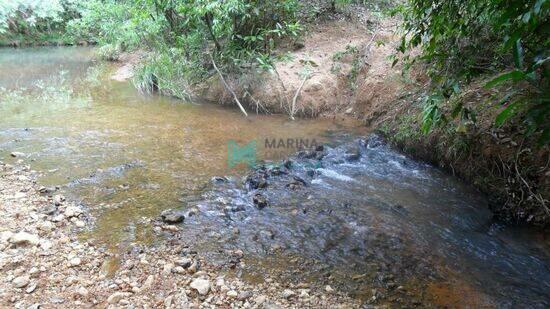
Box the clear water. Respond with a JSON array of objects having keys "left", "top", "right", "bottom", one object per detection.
[{"left": 0, "top": 47, "right": 548, "bottom": 307}]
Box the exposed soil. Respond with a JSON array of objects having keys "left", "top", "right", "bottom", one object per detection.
[
  {"left": 110, "top": 52, "right": 145, "bottom": 82},
  {"left": 197, "top": 13, "right": 405, "bottom": 119}
]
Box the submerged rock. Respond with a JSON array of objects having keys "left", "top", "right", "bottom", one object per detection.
[
  {"left": 344, "top": 146, "right": 361, "bottom": 161},
  {"left": 267, "top": 166, "right": 286, "bottom": 176},
  {"left": 283, "top": 159, "right": 293, "bottom": 169},
  {"left": 160, "top": 209, "right": 185, "bottom": 224},
  {"left": 286, "top": 176, "right": 307, "bottom": 190},
  {"left": 211, "top": 176, "right": 229, "bottom": 184},
  {"left": 366, "top": 134, "right": 384, "bottom": 148},
  {"left": 245, "top": 173, "right": 268, "bottom": 190}
]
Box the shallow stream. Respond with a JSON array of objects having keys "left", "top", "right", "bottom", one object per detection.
[{"left": 0, "top": 47, "right": 548, "bottom": 307}]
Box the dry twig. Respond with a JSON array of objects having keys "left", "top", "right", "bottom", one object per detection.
[{"left": 209, "top": 54, "right": 248, "bottom": 117}]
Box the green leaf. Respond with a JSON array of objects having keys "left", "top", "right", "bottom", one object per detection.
[
  {"left": 534, "top": 0, "right": 544, "bottom": 14},
  {"left": 451, "top": 102, "right": 463, "bottom": 118},
  {"left": 495, "top": 99, "right": 524, "bottom": 126},
  {"left": 522, "top": 11, "right": 532, "bottom": 23},
  {"left": 513, "top": 39, "right": 523, "bottom": 69},
  {"left": 538, "top": 128, "right": 550, "bottom": 145},
  {"left": 484, "top": 70, "right": 526, "bottom": 89}
]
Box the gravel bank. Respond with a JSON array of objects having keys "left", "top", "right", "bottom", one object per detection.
[{"left": 0, "top": 159, "right": 360, "bottom": 308}]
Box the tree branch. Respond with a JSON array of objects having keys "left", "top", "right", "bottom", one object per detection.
[{"left": 209, "top": 54, "right": 248, "bottom": 117}]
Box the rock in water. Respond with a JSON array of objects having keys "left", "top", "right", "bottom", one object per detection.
[
  {"left": 190, "top": 278, "right": 210, "bottom": 295},
  {"left": 160, "top": 209, "right": 185, "bottom": 224},
  {"left": 344, "top": 146, "right": 361, "bottom": 161},
  {"left": 253, "top": 193, "right": 268, "bottom": 209}
]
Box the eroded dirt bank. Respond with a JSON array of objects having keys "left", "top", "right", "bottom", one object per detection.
[{"left": 0, "top": 160, "right": 360, "bottom": 308}]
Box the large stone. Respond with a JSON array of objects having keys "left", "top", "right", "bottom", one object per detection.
[
  {"left": 190, "top": 278, "right": 210, "bottom": 296},
  {"left": 64, "top": 206, "right": 82, "bottom": 218},
  {"left": 344, "top": 146, "right": 361, "bottom": 161},
  {"left": 12, "top": 275, "right": 30, "bottom": 288},
  {"left": 9, "top": 231, "right": 39, "bottom": 247},
  {"left": 160, "top": 209, "right": 185, "bottom": 224},
  {"left": 252, "top": 193, "right": 268, "bottom": 209}
]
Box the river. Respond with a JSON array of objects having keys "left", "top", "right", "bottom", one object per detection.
[{"left": 0, "top": 47, "right": 548, "bottom": 307}]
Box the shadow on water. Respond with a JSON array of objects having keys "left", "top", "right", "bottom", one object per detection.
[{"left": 1, "top": 47, "right": 549, "bottom": 307}]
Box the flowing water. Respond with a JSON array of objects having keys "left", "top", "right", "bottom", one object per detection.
[{"left": 0, "top": 47, "right": 549, "bottom": 307}]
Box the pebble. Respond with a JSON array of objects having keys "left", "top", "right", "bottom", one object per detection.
[
  {"left": 282, "top": 289, "right": 295, "bottom": 299},
  {"left": 190, "top": 278, "right": 210, "bottom": 295},
  {"left": 26, "top": 283, "right": 37, "bottom": 294},
  {"left": 53, "top": 194, "right": 65, "bottom": 205},
  {"left": 77, "top": 287, "right": 89, "bottom": 298},
  {"left": 227, "top": 290, "right": 238, "bottom": 298},
  {"left": 238, "top": 291, "right": 253, "bottom": 301},
  {"left": 107, "top": 292, "right": 130, "bottom": 304},
  {"left": 12, "top": 275, "right": 30, "bottom": 288},
  {"left": 175, "top": 257, "right": 192, "bottom": 268},
  {"left": 255, "top": 295, "right": 267, "bottom": 305},
  {"left": 69, "top": 257, "right": 82, "bottom": 267}
]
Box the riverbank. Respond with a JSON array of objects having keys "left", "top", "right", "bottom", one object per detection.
[
  {"left": 105, "top": 7, "right": 549, "bottom": 227},
  {"left": 367, "top": 80, "right": 550, "bottom": 227},
  {"left": 0, "top": 159, "right": 361, "bottom": 308},
  {"left": 0, "top": 32, "right": 93, "bottom": 48}
]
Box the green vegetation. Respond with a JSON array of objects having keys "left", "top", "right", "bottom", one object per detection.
[
  {"left": 0, "top": 0, "right": 83, "bottom": 45},
  {"left": 66, "top": 0, "right": 304, "bottom": 98},
  {"left": 394, "top": 0, "right": 549, "bottom": 144}
]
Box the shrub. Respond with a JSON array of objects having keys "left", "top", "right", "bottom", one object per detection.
[{"left": 394, "top": 0, "right": 549, "bottom": 144}]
